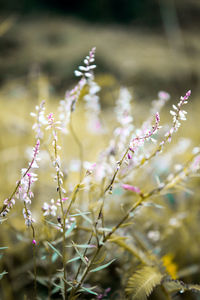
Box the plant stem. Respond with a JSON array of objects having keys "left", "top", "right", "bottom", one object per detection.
[
  {"left": 54, "top": 138, "right": 67, "bottom": 300},
  {"left": 70, "top": 145, "right": 200, "bottom": 297},
  {"left": 69, "top": 117, "right": 84, "bottom": 182},
  {"left": 31, "top": 224, "right": 37, "bottom": 299}
]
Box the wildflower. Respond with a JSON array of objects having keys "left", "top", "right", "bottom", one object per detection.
[
  {"left": 170, "top": 90, "right": 191, "bottom": 132},
  {"left": 46, "top": 113, "right": 61, "bottom": 132},
  {"left": 122, "top": 184, "right": 141, "bottom": 194},
  {"left": 74, "top": 47, "right": 96, "bottom": 78},
  {"left": 23, "top": 207, "right": 35, "bottom": 227},
  {"left": 158, "top": 91, "right": 170, "bottom": 101},
  {"left": 114, "top": 87, "right": 134, "bottom": 153},
  {"left": 31, "top": 100, "right": 47, "bottom": 138},
  {"left": 42, "top": 199, "right": 57, "bottom": 217},
  {"left": 32, "top": 239, "right": 37, "bottom": 245},
  {"left": 0, "top": 198, "right": 15, "bottom": 217},
  {"left": 129, "top": 112, "right": 160, "bottom": 152},
  {"left": 59, "top": 48, "right": 97, "bottom": 133},
  {"left": 84, "top": 78, "right": 103, "bottom": 134},
  {"left": 0, "top": 139, "right": 40, "bottom": 219},
  {"left": 56, "top": 217, "right": 76, "bottom": 232}
]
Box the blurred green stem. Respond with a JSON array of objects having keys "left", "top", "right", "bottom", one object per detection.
[{"left": 69, "top": 116, "right": 84, "bottom": 182}]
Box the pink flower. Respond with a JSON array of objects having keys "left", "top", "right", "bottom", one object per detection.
[
  {"left": 122, "top": 184, "right": 141, "bottom": 194},
  {"left": 127, "top": 153, "right": 132, "bottom": 159},
  {"left": 184, "top": 90, "right": 191, "bottom": 100},
  {"left": 158, "top": 91, "right": 170, "bottom": 101},
  {"left": 32, "top": 239, "right": 37, "bottom": 245}
]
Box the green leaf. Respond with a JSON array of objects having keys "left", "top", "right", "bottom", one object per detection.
[
  {"left": 69, "top": 212, "right": 91, "bottom": 217},
  {"left": 52, "top": 252, "right": 58, "bottom": 262},
  {"left": 47, "top": 242, "right": 62, "bottom": 258},
  {"left": 36, "top": 276, "right": 49, "bottom": 287},
  {"left": 51, "top": 282, "right": 63, "bottom": 293},
  {"left": 65, "top": 221, "right": 76, "bottom": 237},
  {"left": 71, "top": 242, "right": 88, "bottom": 265},
  {"left": 45, "top": 220, "right": 58, "bottom": 227},
  {"left": 90, "top": 259, "right": 116, "bottom": 273},
  {"left": 80, "top": 286, "right": 98, "bottom": 296},
  {"left": 125, "top": 266, "right": 163, "bottom": 300},
  {"left": 98, "top": 227, "right": 112, "bottom": 232},
  {"left": 0, "top": 270, "right": 8, "bottom": 280},
  {"left": 0, "top": 247, "right": 8, "bottom": 250},
  {"left": 41, "top": 255, "right": 47, "bottom": 260},
  {"left": 67, "top": 256, "right": 81, "bottom": 264},
  {"left": 66, "top": 244, "right": 96, "bottom": 249},
  {"left": 76, "top": 209, "right": 92, "bottom": 224}
]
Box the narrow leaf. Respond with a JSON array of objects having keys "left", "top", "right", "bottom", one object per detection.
[
  {"left": 0, "top": 247, "right": 8, "bottom": 250},
  {"left": 65, "top": 221, "right": 76, "bottom": 237},
  {"left": 90, "top": 259, "right": 116, "bottom": 273},
  {"left": 80, "top": 286, "right": 98, "bottom": 296},
  {"left": 66, "top": 244, "right": 96, "bottom": 249},
  {"left": 67, "top": 256, "right": 81, "bottom": 264},
  {"left": 0, "top": 270, "right": 8, "bottom": 280},
  {"left": 71, "top": 241, "right": 88, "bottom": 265},
  {"left": 45, "top": 220, "right": 58, "bottom": 227},
  {"left": 76, "top": 209, "right": 92, "bottom": 224},
  {"left": 98, "top": 227, "right": 112, "bottom": 232},
  {"left": 52, "top": 252, "right": 58, "bottom": 262},
  {"left": 51, "top": 286, "right": 60, "bottom": 295},
  {"left": 47, "top": 242, "right": 62, "bottom": 258},
  {"left": 70, "top": 212, "right": 91, "bottom": 217}
]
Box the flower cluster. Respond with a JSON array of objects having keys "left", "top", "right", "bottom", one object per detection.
[
  {"left": 131, "top": 90, "right": 192, "bottom": 171},
  {"left": 31, "top": 100, "right": 46, "bottom": 139},
  {"left": 42, "top": 199, "right": 57, "bottom": 217},
  {"left": 0, "top": 139, "right": 40, "bottom": 221},
  {"left": 18, "top": 171, "right": 38, "bottom": 204},
  {"left": 114, "top": 88, "right": 134, "bottom": 152},
  {"left": 59, "top": 48, "right": 97, "bottom": 133},
  {"left": 84, "top": 78, "right": 103, "bottom": 134},
  {"left": 23, "top": 207, "right": 35, "bottom": 227},
  {"left": 1, "top": 198, "right": 15, "bottom": 217},
  {"left": 18, "top": 140, "right": 40, "bottom": 226},
  {"left": 74, "top": 47, "right": 96, "bottom": 78},
  {"left": 127, "top": 112, "right": 161, "bottom": 160},
  {"left": 170, "top": 90, "right": 191, "bottom": 133}
]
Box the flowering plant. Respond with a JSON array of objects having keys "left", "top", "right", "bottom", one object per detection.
[{"left": 0, "top": 48, "right": 200, "bottom": 300}]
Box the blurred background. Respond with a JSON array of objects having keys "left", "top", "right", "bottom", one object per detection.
[{"left": 0, "top": 0, "right": 200, "bottom": 98}]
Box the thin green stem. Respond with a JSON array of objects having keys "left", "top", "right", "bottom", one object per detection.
[
  {"left": 23, "top": 201, "right": 37, "bottom": 299},
  {"left": 74, "top": 232, "right": 94, "bottom": 282},
  {"left": 54, "top": 137, "right": 67, "bottom": 300}
]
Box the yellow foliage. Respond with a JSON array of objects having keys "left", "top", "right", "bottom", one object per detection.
[{"left": 162, "top": 254, "right": 178, "bottom": 280}]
